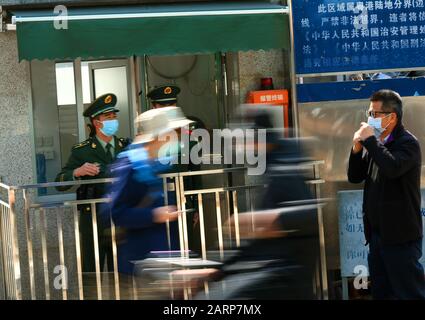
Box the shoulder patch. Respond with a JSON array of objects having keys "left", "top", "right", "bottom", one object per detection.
[{"left": 72, "top": 139, "right": 90, "bottom": 150}]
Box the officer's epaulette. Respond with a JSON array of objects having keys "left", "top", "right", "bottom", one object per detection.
[{"left": 72, "top": 139, "right": 90, "bottom": 150}]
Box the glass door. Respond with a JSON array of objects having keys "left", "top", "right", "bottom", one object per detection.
[{"left": 87, "top": 60, "right": 135, "bottom": 140}]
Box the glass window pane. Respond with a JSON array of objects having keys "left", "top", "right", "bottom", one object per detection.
[
  {"left": 55, "top": 62, "right": 76, "bottom": 105},
  {"left": 81, "top": 62, "right": 91, "bottom": 104}
]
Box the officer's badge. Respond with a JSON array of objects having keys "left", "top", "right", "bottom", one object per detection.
[
  {"left": 164, "top": 87, "right": 172, "bottom": 95},
  {"left": 91, "top": 143, "right": 97, "bottom": 149},
  {"left": 104, "top": 95, "right": 112, "bottom": 104}
]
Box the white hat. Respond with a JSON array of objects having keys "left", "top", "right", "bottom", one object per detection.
[{"left": 134, "top": 106, "right": 194, "bottom": 144}]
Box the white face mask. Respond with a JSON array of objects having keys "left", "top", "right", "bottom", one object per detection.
[{"left": 367, "top": 114, "right": 391, "bottom": 138}]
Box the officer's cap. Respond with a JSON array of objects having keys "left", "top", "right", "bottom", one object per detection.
[
  {"left": 83, "top": 93, "right": 120, "bottom": 118},
  {"left": 146, "top": 86, "right": 181, "bottom": 105}
]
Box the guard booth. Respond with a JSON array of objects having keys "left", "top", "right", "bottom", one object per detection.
[
  {"left": 10, "top": 1, "right": 290, "bottom": 197},
  {"left": 290, "top": 0, "right": 425, "bottom": 299},
  {"left": 0, "top": 1, "right": 333, "bottom": 301}
]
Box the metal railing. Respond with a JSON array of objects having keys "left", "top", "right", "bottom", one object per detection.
[
  {"left": 0, "top": 162, "right": 326, "bottom": 300},
  {"left": 0, "top": 182, "right": 21, "bottom": 300}
]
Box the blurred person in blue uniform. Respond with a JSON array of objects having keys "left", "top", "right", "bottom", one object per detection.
[{"left": 101, "top": 107, "right": 194, "bottom": 295}]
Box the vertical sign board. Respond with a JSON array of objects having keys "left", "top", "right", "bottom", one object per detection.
[
  {"left": 338, "top": 190, "right": 369, "bottom": 277},
  {"left": 338, "top": 190, "right": 425, "bottom": 278},
  {"left": 292, "top": 0, "right": 425, "bottom": 75}
]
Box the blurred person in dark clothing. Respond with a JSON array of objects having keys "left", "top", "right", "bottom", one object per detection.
[{"left": 172, "top": 111, "right": 320, "bottom": 299}]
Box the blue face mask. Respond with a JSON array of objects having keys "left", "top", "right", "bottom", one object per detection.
[
  {"left": 367, "top": 115, "right": 390, "bottom": 138},
  {"left": 99, "top": 119, "right": 119, "bottom": 136}
]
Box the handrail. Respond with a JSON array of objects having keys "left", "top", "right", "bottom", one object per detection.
[
  {"left": 162, "top": 161, "right": 325, "bottom": 178},
  {"left": 0, "top": 182, "right": 11, "bottom": 190},
  {"left": 159, "top": 166, "right": 248, "bottom": 178},
  {"left": 28, "top": 198, "right": 111, "bottom": 209},
  {"left": 0, "top": 199, "right": 10, "bottom": 208},
  {"left": 183, "top": 184, "right": 265, "bottom": 196},
  {"left": 5, "top": 161, "right": 325, "bottom": 190},
  {"left": 9, "top": 178, "right": 116, "bottom": 191}
]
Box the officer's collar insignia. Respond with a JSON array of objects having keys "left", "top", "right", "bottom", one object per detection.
[
  {"left": 118, "top": 140, "right": 123, "bottom": 147},
  {"left": 164, "top": 87, "right": 172, "bottom": 95},
  {"left": 104, "top": 95, "right": 112, "bottom": 104},
  {"left": 91, "top": 143, "right": 97, "bottom": 149}
]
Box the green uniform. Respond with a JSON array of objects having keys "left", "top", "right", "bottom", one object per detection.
[
  {"left": 56, "top": 135, "right": 129, "bottom": 194},
  {"left": 56, "top": 135, "right": 130, "bottom": 275},
  {"left": 55, "top": 92, "right": 128, "bottom": 297}
]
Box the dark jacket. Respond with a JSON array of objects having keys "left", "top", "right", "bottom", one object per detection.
[
  {"left": 217, "top": 138, "right": 319, "bottom": 299},
  {"left": 347, "top": 124, "right": 423, "bottom": 245}
]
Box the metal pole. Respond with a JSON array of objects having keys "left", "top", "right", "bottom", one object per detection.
[
  {"left": 232, "top": 191, "right": 240, "bottom": 247},
  {"left": 73, "top": 58, "right": 86, "bottom": 141},
  {"left": 287, "top": 0, "right": 300, "bottom": 136},
  {"left": 215, "top": 192, "right": 224, "bottom": 260},
  {"left": 39, "top": 208, "right": 50, "bottom": 300},
  {"left": 2, "top": 205, "right": 12, "bottom": 299},
  {"left": 109, "top": 213, "right": 120, "bottom": 300},
  {"left": 174, "top": 177, "right": 185, "bottom": 258},
  {"left": 313, "top": 164, "right": 329, "bottom": 300},
  {"left": 8, "top": 189, "right": 22, "bottom": 300},
  {"left": 197, "top": 194, "right": 207, "bottom": 260},
  {"left": 162, "top": 177, "right": 171, "bottom": 251},
  {"left": 90, "top": 203, "right": 102, "bottom": 300},
  {"left": 225, "top": 191, "right": 232, "bottom": 248},
  {"left": 23, "top": 189, "right": 36, "bottom": 300},
  {"left": 57, "top": 208, "right": 67, "bottom": 300},
  {"left": 0, "top": 205, "right": 8, "bottom": 299},
  {"left": 73, "top": 205, "right": 84, "bottom": 300},
  {"left": 162, "top": 178, "right": 174, "bottom": 299},
  {"left": 178, "top": 176, "right": 189, "bottom": 256}
]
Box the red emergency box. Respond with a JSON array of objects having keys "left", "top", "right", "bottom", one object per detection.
[{"left": 246, "top": 89, "right": 289, "bottom": 129}]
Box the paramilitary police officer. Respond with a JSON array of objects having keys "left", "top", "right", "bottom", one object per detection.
[
  {"left": 55, "top": 93, "right": 130, "bottom": 277},
  {"left": 146, "top": 85, "right": 181, "bottom": 109}
]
